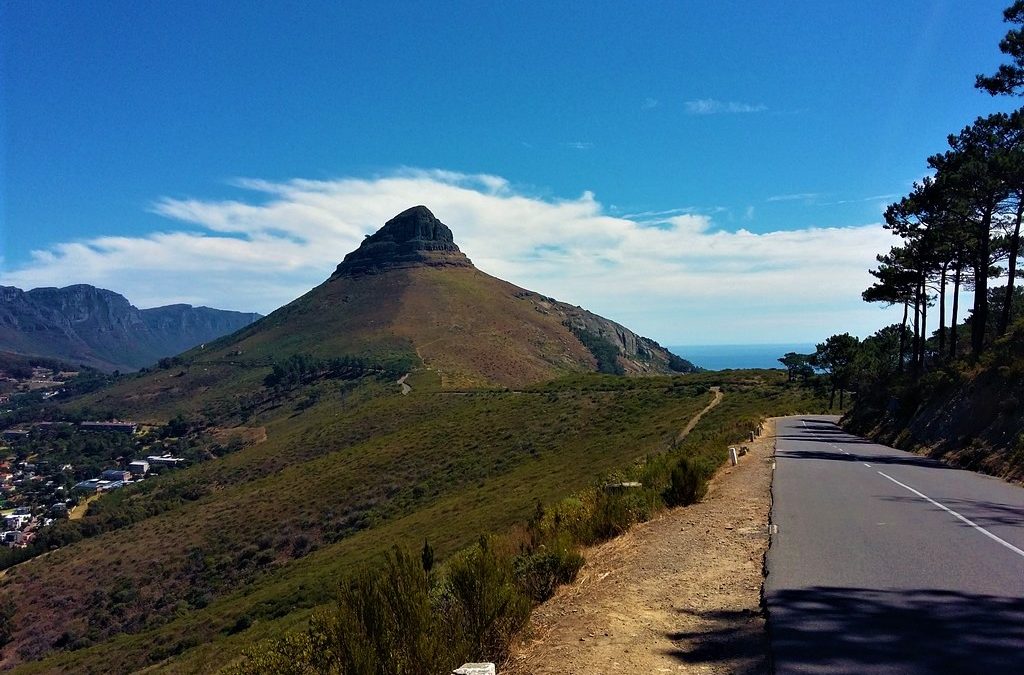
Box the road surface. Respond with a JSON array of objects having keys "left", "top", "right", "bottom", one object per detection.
[{"left": 765, "top": 415, "right": 1024, "bottom": 674}]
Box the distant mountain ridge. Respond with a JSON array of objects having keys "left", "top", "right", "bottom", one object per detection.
[{"left": 0, "top": 284, "right": 261, "bottom": 372}]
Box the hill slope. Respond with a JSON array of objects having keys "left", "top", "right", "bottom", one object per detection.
[
  {"left": 0, "top": 285, "right": 260, "bottom": 372},
  {"left": 844, "top": 320, "right": 1024, "bottom": 483},
  {"left": 75, "top": 206, "right": 694, "bottom": 419},
  {"left": 0, "top": 206, "right": 702, "bottom": 671}
]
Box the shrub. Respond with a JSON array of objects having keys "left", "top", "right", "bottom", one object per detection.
[
  {"left": 589, "top": 488, "right": 657, "bottom": 541},
  {"left": 442, "top": 537, "right": 532, "bottom": 663},
  {"left": 513, "top": 540, "right": 585, "bottom": 602},
  {"left": 663, "top": 456, "right": 712, "bottom": 506}
]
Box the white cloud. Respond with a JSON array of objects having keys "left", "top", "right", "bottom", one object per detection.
[
  {"left": 684, "top": 98, "right": 768, "bottom": 115},
  {"left": 1, "top": 169, "right": 901, "bottom": 343},
  {"left": 641, "top": 97, "right": 659, "bottom": 110},
  {"left": 562, "top": 141, "right": 594, "bottom": 150},
  {"left": 766, "top": 192, "right": 822, "bottom": 203}
]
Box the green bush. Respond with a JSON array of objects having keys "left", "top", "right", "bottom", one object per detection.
[
  {"left": 442, "top": 537, "right": 532, "bottom": 663},
  {"left": 513, "top": 540, "right": 585, "bottom": 602},
  {"left": 589, "top": 488, "right": 657, "bottom": 541},
  {"left": 664, "top": 456, "right": 712, "bottom": 506}
]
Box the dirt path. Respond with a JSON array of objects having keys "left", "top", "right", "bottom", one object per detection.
[
  {"left": 677, "top": 387, "right": 722, "bottom": 444},
  {"left": 506, "top": 417, "right": 777, "bottom": 675}
]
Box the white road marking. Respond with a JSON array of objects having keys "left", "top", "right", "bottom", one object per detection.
[
  {"left": 863, "top": 463, "right": 872, "bottom": 468},
  {"left": 877, "top": 471, "right": 1024, "bottom": 559}
]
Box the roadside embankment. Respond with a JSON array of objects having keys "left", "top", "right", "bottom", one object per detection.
[{"left": 506, "top": 418, "right": 777, "bottom": 674}]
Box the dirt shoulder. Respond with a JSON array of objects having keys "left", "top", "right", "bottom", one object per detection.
[{"left": 506, "top": 418, "right": 777, "bottom": 674}]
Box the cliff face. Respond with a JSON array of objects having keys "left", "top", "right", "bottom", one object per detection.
[
  {"left": 511, "top": 289, "right": 695, "bottom": 375},
  {"left": 332, "top": 205, "right": 473, "bottom": 277},
  {"left": 0, "top": 284, "right": 260, "bottom": 371}
]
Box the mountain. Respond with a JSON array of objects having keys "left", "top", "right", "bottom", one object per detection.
[
  {"left": 176, "top": 205, "right": 694, "bottom": 390},
  {"left": 0, "top": 284, "right": 261, "bottom": 372},
  {"left": 0, "top": 207, "right": 709, "bottom": 672}
]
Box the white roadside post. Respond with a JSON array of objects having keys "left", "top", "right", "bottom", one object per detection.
[
  {"left": 729, "top": 447, "right": 739, "bottom": 466},
  {"left": 453, "top": 664, "right": 496, "bottom": 675}
]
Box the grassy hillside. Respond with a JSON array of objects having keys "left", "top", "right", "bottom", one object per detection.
[
  {"left": 3, "top": 370, "right": 823, "bottom": 673},
  {"left": 3, "top": 373, "right": 710, "bottom": 671}
]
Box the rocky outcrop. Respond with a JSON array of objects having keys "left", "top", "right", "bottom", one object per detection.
[
  {"left": 511, "top": 290, "right": 698, "bottom": 374},
  {"left": 332, "top": 205, "right": 473, "bottom": 277},
  {"left": 0, "top": 285, "right": 260, "bottom": 371}
]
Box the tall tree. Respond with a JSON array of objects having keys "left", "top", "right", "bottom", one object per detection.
[
  {"left": 812, "top": 333, "right": 860, "bottom": 410},
  {"left": 976, "top": 1, "right": 1024, "bottom": 96},
  {"left": 929, "top": 114, "right": 1017, "bottom": 355},
  {"left": 863, "top": 247, "right": 918, "bottom": 371},
  {"left": 778, "top": 352, "right": 814, "bottom": 382}
]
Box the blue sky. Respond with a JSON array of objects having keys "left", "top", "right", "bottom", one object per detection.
[{"left": 1, "top": 1, "right": 1019, "bottom": 345}]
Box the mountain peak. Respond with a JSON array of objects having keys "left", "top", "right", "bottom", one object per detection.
[{"left": 332, "top": 206, "right": 473, "bottom": 277}]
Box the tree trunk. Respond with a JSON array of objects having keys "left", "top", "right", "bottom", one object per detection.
[
  {"left": 938, "top": 263, "right": 947, "bottom": 360},
  {"left": 950, "top": 258, "right": 962, "bottom": 359},
  {"left": 899, "top": 301, "right": 909, "bottom": 372},
  {"left": 971, "top": 206, "right": 994, "bottom": 355},
  {"left": 1000, "top": 198, "right": 1023, "bottom": 335},
  {"left": 829, "top": 383, "right": 836, "bottom": 410},
  {"left": 912, "top": 279, "right": 922, "bottom": 374},
  {"left": 920, "top": 275, "right": 928, "bottom": 370},
  {"left": 839, "top": 387, "right": 845, "bottom": 410}
]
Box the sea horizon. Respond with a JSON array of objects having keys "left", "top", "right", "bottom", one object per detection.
[{"left": 667, "top": 343, "right": 817, "bottom": 371}]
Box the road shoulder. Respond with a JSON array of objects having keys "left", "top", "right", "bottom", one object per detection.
[{"left": 506, "top": 419, "right": 777, "bottom": 674}]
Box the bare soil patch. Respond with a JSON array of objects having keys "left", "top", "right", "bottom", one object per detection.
[{"left": 506, "top": 418, "right": 777, "bottom": 675}]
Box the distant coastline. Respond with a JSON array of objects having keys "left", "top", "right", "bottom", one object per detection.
[{"left": 668, "top": 343, "right": 816, "bottom": 371}]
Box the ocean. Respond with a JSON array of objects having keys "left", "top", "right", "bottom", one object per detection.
[{"left": 667, "top": 343, "right": 817, "bottom": 371}]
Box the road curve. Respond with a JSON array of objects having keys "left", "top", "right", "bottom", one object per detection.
[{"left": 764, "top": 415, "right": 1024, "bottom": 674}]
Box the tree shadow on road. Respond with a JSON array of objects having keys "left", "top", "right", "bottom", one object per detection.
[
  {"left": 775, "top": 448, "right": 951, "bottom": 470},
  {"left": 662, "top": 607, "right": 768, "bottom": 674},
  {"left": 765, "top": 586, "right": 1024, "bottom": 674},
  {"left": 880, "top": 494, "right": 1024, "bottom": 527}
]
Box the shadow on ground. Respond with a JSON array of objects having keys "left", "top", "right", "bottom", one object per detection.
[
  {"left": 774, "top": 448, "right": 951, "bottom": 470},
  {"left": 766, "top": 586, "right": 1024, "bottom": 674},
  {"left": 880, "top": 494, "right": 1024, "bottom": 527},
  {"left": 663, "top": 607, "right": 768, "bottom": 674}
]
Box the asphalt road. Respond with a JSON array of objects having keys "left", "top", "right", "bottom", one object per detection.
[{"left": 764, "top": 416, "right": 1024, "bottom": 674}]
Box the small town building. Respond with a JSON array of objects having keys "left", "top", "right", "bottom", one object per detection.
[
  {"left": 100, "top": 469, "right": 132, "bottom": 482},
  {"left": 80, "top": 421, "right": 138, "bottom": 434},
  {"left": 3, "top": 514, "right": 29, "bottom": 530},
  {"left": 146, "top": 455, "right": 187, "bottom": 468},
  {"left": 128, "top": 460, "right": 149, "bottom": 476}
]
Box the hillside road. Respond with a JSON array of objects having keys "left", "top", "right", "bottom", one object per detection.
[{"left": 765, "top": 415, "right": 1024, "bottom": 674}]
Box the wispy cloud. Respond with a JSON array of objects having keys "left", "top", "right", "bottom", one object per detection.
[
  {"left": 641, "top": 97, "right": 659, "bottom": 110},
  {"left": 562, "top": 141, "right": 594, "bottom": 150},
  {"left": 824, "top": 193, "right": 899, "bottom": 206},
  {"left": 1, "top": 169, "right": 898, "bottom": 343},
  {"left": 684, "top": 98, "right": 768, "bottom": 115},
  {"left": 766, "top": 192, "right": 822, "bottom": 203},
  {"left": 620, "top": 206, "right": 696, "bottom": 219}
]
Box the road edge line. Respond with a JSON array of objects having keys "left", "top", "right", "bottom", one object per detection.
[{"left": 876, "top": 470, "right": 1024, "bottom": 559}]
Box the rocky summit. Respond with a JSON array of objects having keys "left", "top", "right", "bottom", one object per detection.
[{"left": 332, "top": 205, "right": 473, "bottom": 277}]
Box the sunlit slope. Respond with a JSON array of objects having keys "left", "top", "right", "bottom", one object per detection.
[{"left": 3, "top": 377, "right": 713, "bottom": 672}]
